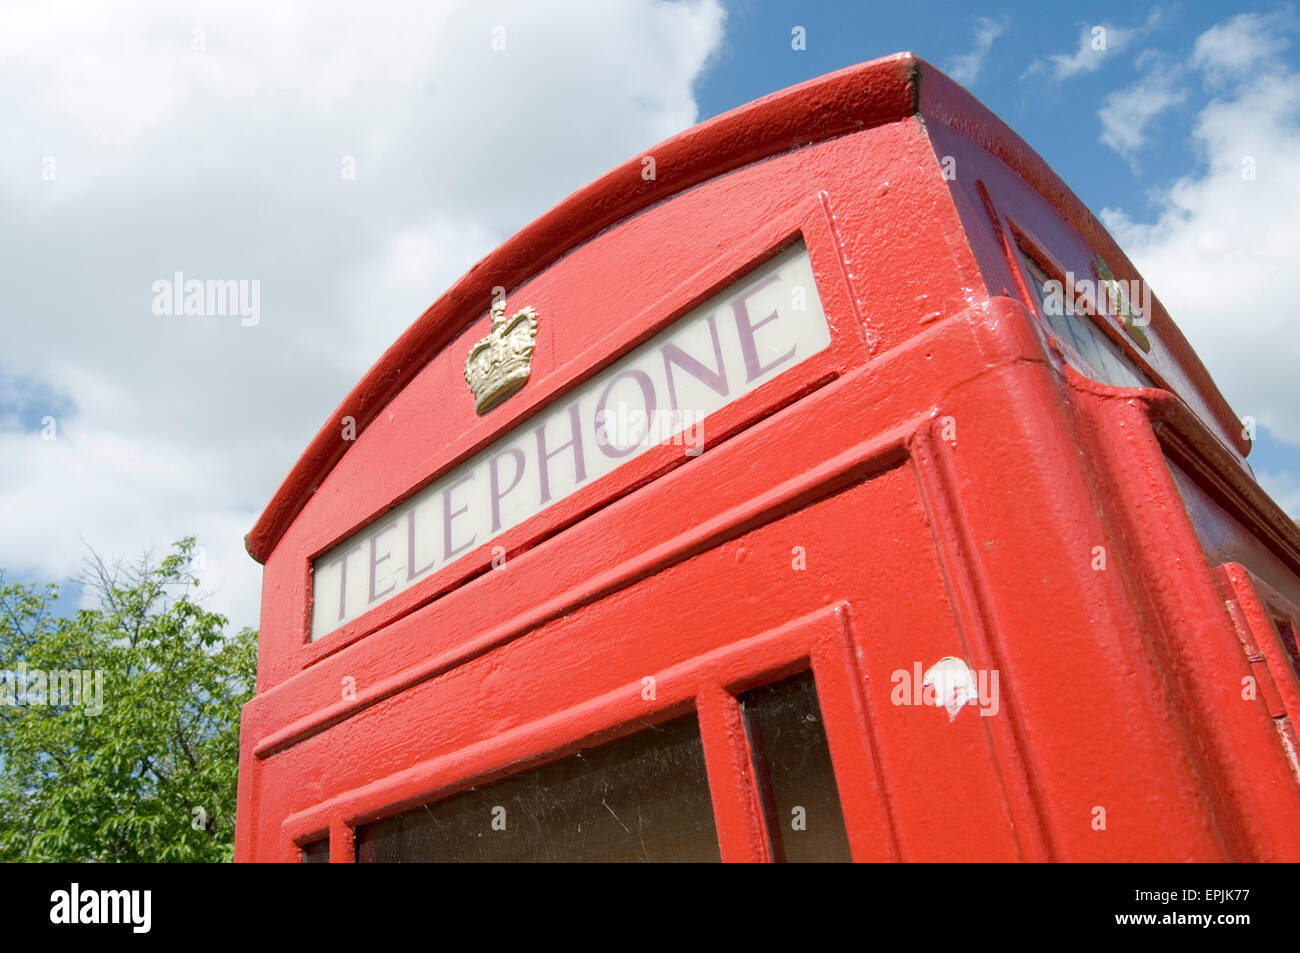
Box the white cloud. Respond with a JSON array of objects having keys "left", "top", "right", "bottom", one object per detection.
[
  {"left": 1101, "top": 13, "right": 1300, "bottom": 460},
  {"left": 1098, "top": 54, "right": 1187, "bottom": 162},
  {"left": 0, "top": 0, "right": 725, "bottom": 630},
  {"left": 945, "top": 15, "right": 1007, "bottom": 87},
  {"left": 1193, "top": 10, "right": 1292, "bottom": 86},
  {"left": 1025, "top": 8, "right": 1166, "bottom": 81},
  {"left": 1257, "top": 469, "right": 1300, "bottom": 519}
]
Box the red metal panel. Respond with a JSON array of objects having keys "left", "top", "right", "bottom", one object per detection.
[
  {"left": 237, "top": 54, "right": 1300, "bottom": 862},
  {"left": 1066, "top": 382, "right": 1300, "bottom": 860},
  {"left": 1217, "top": 565, "right": 1300, "bottom": 758},
  {"left": 696, "top": 684, "right": 769, "bottom": 863},
  {"left": 257, "top": 456, "right": 1017, "bottom": 861}
]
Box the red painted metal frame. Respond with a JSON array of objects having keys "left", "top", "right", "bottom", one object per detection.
[
  {"left": 1218, "top": 566, "right": 1300, "bottom": 749},
  {"left": 1064, "top": 380, "right": 1300, "bottom": 860},
  {"left": 282, "top": 603, "right": 889, "bottom": 863},
  {"left": 238, "top": 54, "right": 1300, "bottom": 862},
  {"left": 244, "top": 53, "right": 1248, "bottom": 568},
  {"left": 293, "top": 194, "right": 864, "bottom": 665}
]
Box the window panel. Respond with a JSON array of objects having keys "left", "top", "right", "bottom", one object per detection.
[
  {"left": 1020, "top": 251, "right": 1149, "bottom": 389},
  {"left": 740, "top": 670, "right": 852, "bottom": 862},
  {"left": 300, "top": 839, "right": 330, "bottom": 863},
  {"left": 356, "top": 713, "right": 720, "bottom": 862}
]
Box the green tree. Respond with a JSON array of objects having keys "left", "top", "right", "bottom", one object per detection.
[{"left": 0, "top": 538, "right": 256, "bottom": 861}]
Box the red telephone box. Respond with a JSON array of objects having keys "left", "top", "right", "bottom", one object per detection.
[{"left": 235, "top": 53, "right": 1300, "bottom": 862}]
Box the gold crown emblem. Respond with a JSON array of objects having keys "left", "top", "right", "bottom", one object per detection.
[{"left": 464, "top": 299, "right": 538, "bottom": 414}]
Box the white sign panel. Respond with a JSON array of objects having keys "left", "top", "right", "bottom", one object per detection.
[{"left": 310, "top": 240, "right": 831, "bottom": 639}]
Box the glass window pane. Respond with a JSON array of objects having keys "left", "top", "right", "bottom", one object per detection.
[
  {"left": 301, "top": 839, "right": 330, "bottom": 863},
  {"left": 1020, "top": 252, "right": 1149, "bottom": 389},
  {"left": 356, "top": 713, "right": 720, "bottom": 862},
  {"left": 740, "top": 670, "right": 852, "bottom": 862},
  {"left": 1272, "top": 615, "right": 1300, "bottom": 685}
]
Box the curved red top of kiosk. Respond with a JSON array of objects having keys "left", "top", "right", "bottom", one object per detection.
[
  {"left": 246, "top": 52, "right": 1248, "bottom": 565},
  {"left": 239, "top": 52, "right": 1300, "bottom": 865}
]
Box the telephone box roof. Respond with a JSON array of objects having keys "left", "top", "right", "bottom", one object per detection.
[{"left": 245, "top": 52, "right": 1246, "bottom": 565}]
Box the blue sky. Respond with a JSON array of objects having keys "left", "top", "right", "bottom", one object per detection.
[
  {"left": 0, "top": 0, "right": 1297, "bottom": 629},
  {"left": 691, "top": 0, "right": 1300, "bottom": 490},
  {"left": 695, "top": 1, "right": 1286, "bottom": 216}
]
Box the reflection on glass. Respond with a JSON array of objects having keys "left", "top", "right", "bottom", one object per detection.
[
  {"left": 1020, "top": 252, "right": 1149, "bottom": 389},
  {"left": 356, "top": 714, "right": 720, "bottom": 862},
  {"left": 740, "top": 669, "right": 852, "bottom": 862}
]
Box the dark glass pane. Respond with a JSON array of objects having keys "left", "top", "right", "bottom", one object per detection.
[
  {"left": 740, "top": 670, "right": 852, "bottom": 862},
  {"left": 1274, "top": 616, "right": 1300, "bottom": 684},
  {"left": 356, "top": 714, "right": 720, "bottom": 862},
  {"left": 301, "top": 839, "right": 330, "bottom": 863}
]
